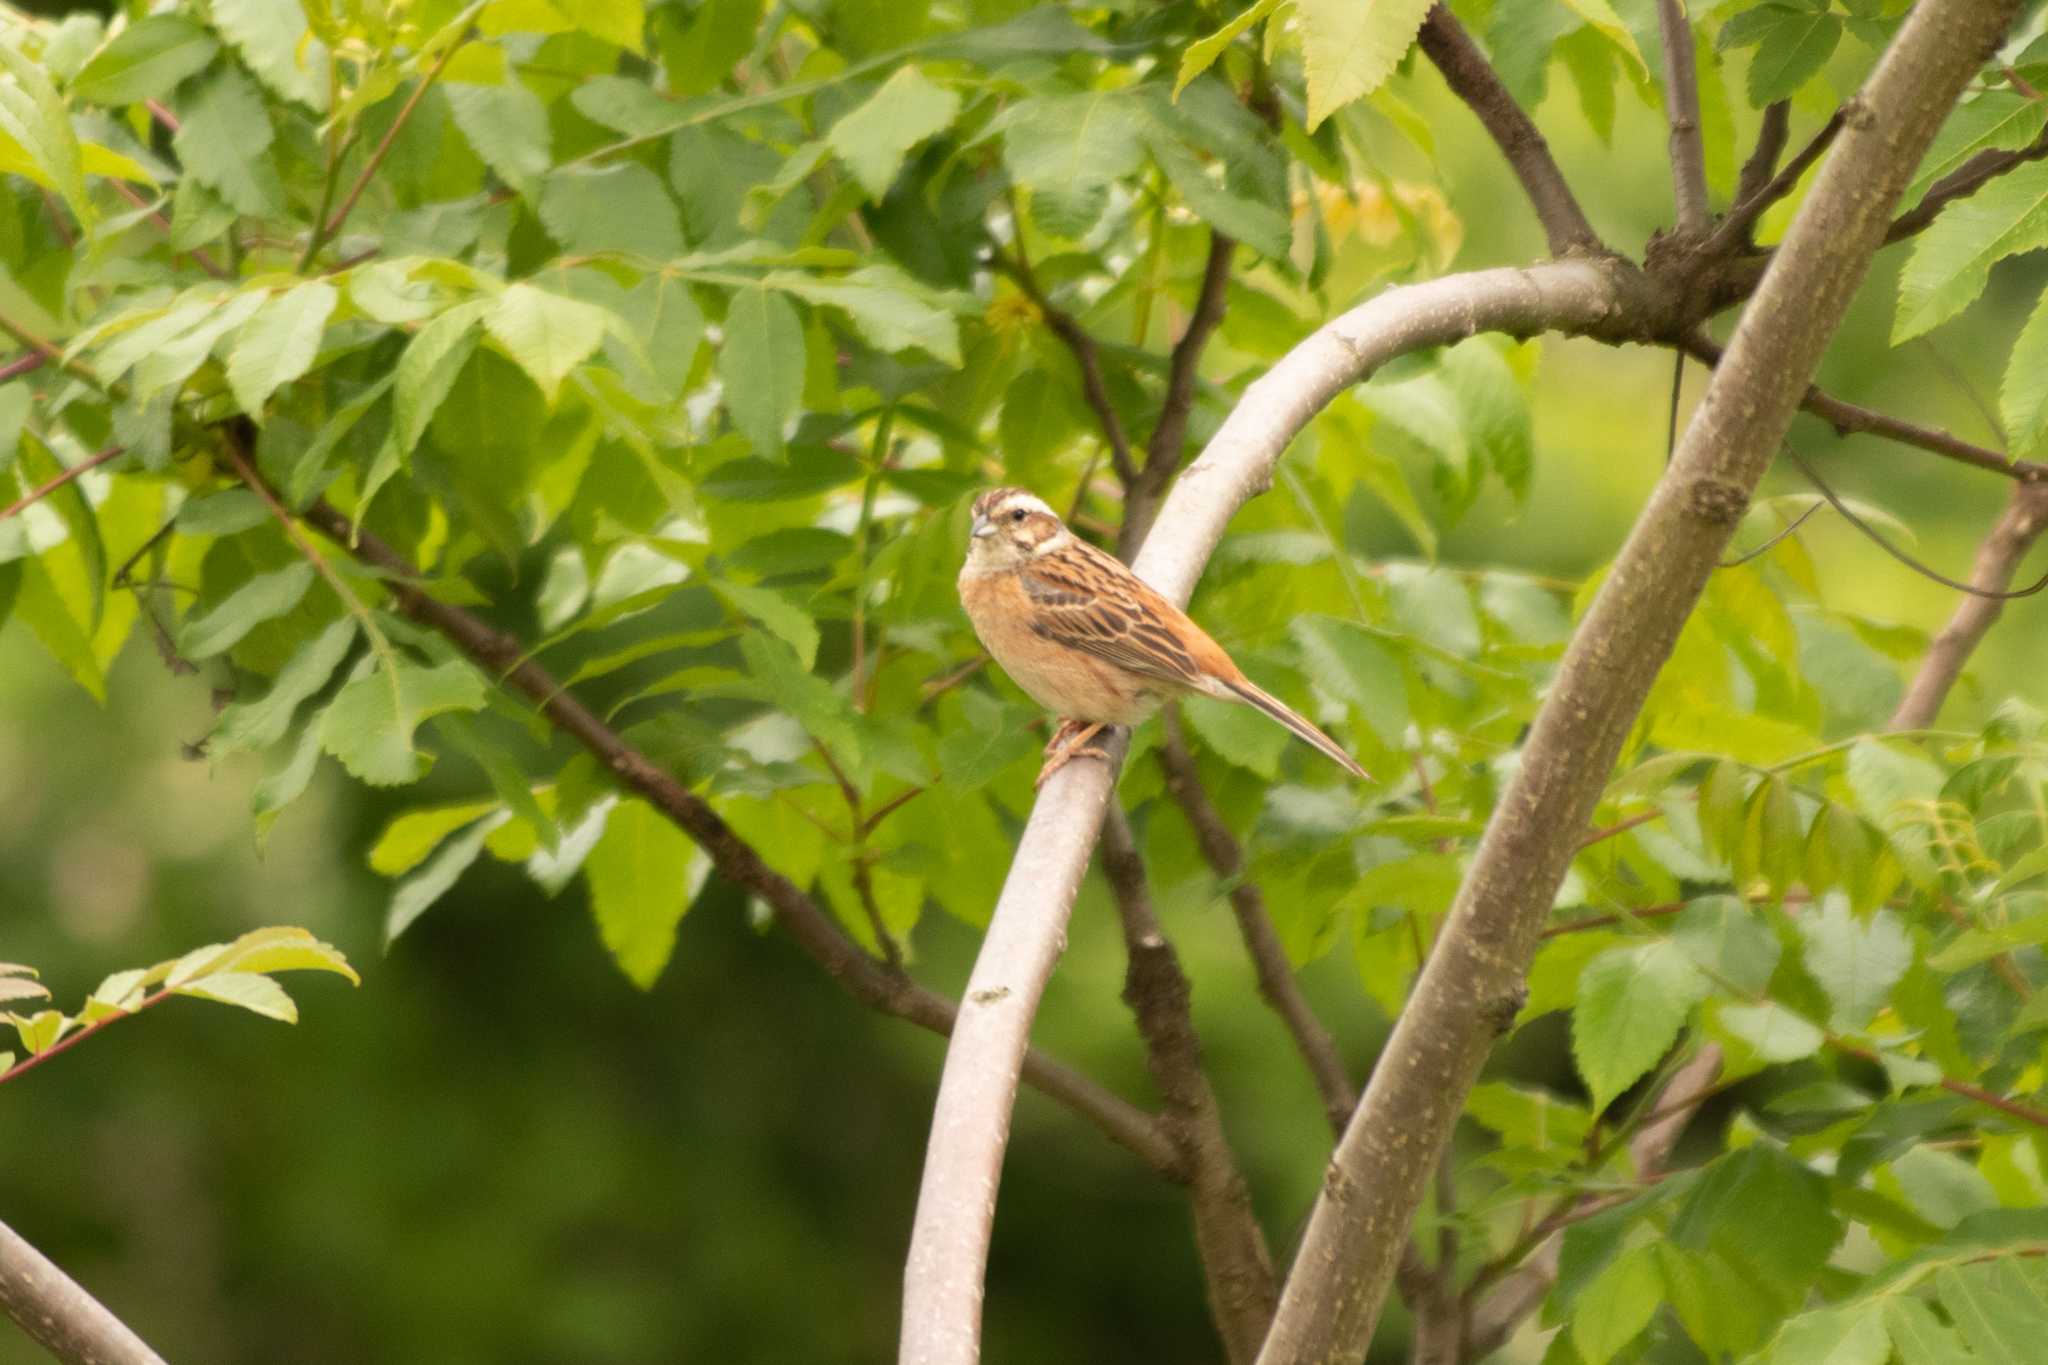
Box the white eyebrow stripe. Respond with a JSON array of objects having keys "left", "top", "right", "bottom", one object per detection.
[{"left": 994, "top": 492, "right": 1056, "bottom": 519}]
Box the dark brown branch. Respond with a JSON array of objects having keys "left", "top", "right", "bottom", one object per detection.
[
  {"left": 1887, "top": 126, "right": 2048, "bottom": 243},
  {"left": 1890, "top": 482, "right": 2048, "bottom": 726},
  {"left": 255, "top": 477, "right": 1179, "bottom": 1177},
  {"left": 0, "top": 1217, "right": 167, "bottom": 1365},
  {"left": 1414, "top": 7, "right": 1605, "bottom": 258},
  {"left": 1733, "top": 102, "right": 1792, "bottom": 208},
  {"left": 1712, "top": 110, "right": 1844, "bottom": 251},
  {"left": 990, "top": 246, "right": 1138, "bottom": 486},
  {"left": 1102, "top": 809, "right": 1277, "bottom": 1365},
  {"left": 0, "top": 351, "right": 44, "bottom": 383},
  {"left": 1657, "top": 0, "right": 1710, "bottom": 236},
  {"left": 1123, "top": 231, "right": 1235, "bottom": 556},
  {"left": 1678, "top": 334, "right": 2048, "bottom": 483},
  {"left": 1158, "top": 716, "right": 1357, "bottom": 1132}
]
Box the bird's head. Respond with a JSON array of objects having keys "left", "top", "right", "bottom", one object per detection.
[{"left": 966, "top": 486, "right": 1068, "bottom": 570}]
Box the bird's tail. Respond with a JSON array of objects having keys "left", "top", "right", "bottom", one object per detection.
[{"left": 1221, "top": 679, "right": 1371, "bottom": 781}]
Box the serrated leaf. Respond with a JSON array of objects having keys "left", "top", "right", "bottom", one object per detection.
[
  {"left": 1908, "top": 93, "right": 2048, "bottom": 210},
  {"left": 212, "top": 619, "right": 354, "bottom": 755},
  {"left": 1181, "top": 691, "right": 1290, "bottom": 779},
  {"left": 228, "top": 281, "right": 338, "bottom": 417},
  {"left": 1177, "top": 0, "right": 1284, "bottom": 98},
  {"left": 1720, "top": 5, "right": 1841, "bottom": 108},
  {"left": 1572, "top": 1243, "right": 1661, "bottom": 1365},
  {"left": 71, "top": 17, "right": 217, "bottom": 106},
  {"left": 319, "top": 660, "right": 488, "bottom": 786},
  {"left": 719, "top": 284, "right": 804, "bottom": 459},
  {"left": 444, "top": 79, "right": 553, "bottom": 196},
  {"left": 584, "top": 798, "right": 704, "bottom": 988},
  {"left": 180, "top": 562, "right": 316, "bottom": 660},
  {"left": 1895, "top": 161, "right": 2048, "bottom": 343},
  {"left": 827, "top": 66, "right": 959, "bottom": 200},
  {"left": 762, "top": 267, "right": 960, "bottom": 364},
  {"left": 1717, "top": 1000, "right": 1824, "bottom": 1062},
  {"left": 386, "top": 811, "right": 502, "bottom": 941},
  {"left": 1572, "top": 939, "right": 1709, "bottom": 1110},
  {"left": 483, "top": 283, "right": 611, "bottom": 402},
  {"left": 2002, "top": 286, "right": 2048, "bottom": 457},
  {"left": 211, "top": 0, "right": 329, "bottom": 111},
  {"left": 1297, "top": 0, "right": 1434, "bottom": 129},
  {"left": 711, "top": 578, "right": 819, "bottom": 669},
  {"left": 537, "top": 162, "right": 682, "bottom": 261},
  {"left": 370, "top": 799, "right": 502, "bottom": 877},
  {"left": 1290, "top": 615, "right": 1408, "bottom": 745},
  {"left": 172, "top": 64, "right": 284, "bottom": 216},
  {"left": 173, "top": 972, "right": 298, "bottom": 1022},
  {"left": 1557, "top": 0, "right": 1646, "bottom": 75},
  {"left": 393, "top": 304, "right": 483, "bottom": 457},
  {"left": 0, "top": 40, "right": 91, "bottom": 227},
  {"left": 739, "top": 631, "right": 861, "bottom": 768},
  {"left": 1799, "top": 897, "right": 1911, "bottom": 1030}
]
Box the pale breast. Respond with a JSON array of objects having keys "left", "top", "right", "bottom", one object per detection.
[{"left": 959, "top": 568, "right": 1168, "bottom": 726}]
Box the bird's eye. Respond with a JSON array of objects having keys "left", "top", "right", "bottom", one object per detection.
[{"left": 1010, "top": 509, "right": 1027, "bottom": 522}]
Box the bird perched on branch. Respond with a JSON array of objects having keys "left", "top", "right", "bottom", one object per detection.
[{"left": 957, "top": 486, "right": 1371, "bottom": 787}]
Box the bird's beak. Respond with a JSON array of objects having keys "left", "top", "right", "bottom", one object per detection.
[{"left": 970, "top": 514, "right": 995, "bottom": 539}]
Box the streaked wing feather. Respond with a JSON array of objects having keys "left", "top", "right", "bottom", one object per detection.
[{"left": 1018, "top": 544, "right": 1207, "bottom": 690}]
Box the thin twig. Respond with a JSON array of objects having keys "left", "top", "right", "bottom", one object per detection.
[
  {"left": 1721, "top": 501, "right": 1822, "bottom": 567},
  {"left": 0, "top": 444, "right": 124, "bottom": 522},
  {"left": 1158, "top": 714, "right": 1357, "bottom": 1132},
  {"left": 1656, "top": 0, "right": 1710, "bottom": 236},
  {"left": 1890, "top": 482, "right": 2048, "bottom": 726},
  {"left": 301, "top": 33, "right": 469, "bottom": 268},
  {"left": 1123, "top": 231, "right": 1235, "bottom": 554},
  {"left": 1830, "top": 1039, "right": 2048, "bottom": 1128},
  {"left": 1102, "top": 809, "right": 1277, "bottom": 1365},
  {"left": 109, "top": 181, "right": 229, "bottom": 278},
  {"left": 1887, "top": 126, "right": 2048, "bottom": 243},
  {"left": 1711, "top": 110, "right": 1844, "bottom": 250},
  {"left": 0, "top": 992, "right": 170, "bottom": 1089},
  {"left": 1733, "top": 102, "right": 1792, "bottom": 208},
  {"left": 0, "top": 352, "right": 44, "bottom": 383},
  {"left": 990, "top": 243, "right": 1138, "bottom": 486},
  {"left": 1413, "top": 6, "right": 1605, "bottom": 258},
  {"left": 1678, "top": 334, "right": 2048, "bottom": 483}
]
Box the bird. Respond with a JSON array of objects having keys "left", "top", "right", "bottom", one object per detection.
[{"left": 956, "top": 486, "right": 1371, "bottom": 788}]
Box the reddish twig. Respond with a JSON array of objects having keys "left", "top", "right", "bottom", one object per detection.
[{"left": 0, "top": 444, "right": 124, "bottom": 522}]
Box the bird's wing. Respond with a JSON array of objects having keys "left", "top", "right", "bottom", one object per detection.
[{"left": 1016, "top": 539, "right": 1221, "bottom": 691}]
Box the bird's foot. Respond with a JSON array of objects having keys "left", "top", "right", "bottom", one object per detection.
[{"left": 1036, "top": 719, "right": 1111, "bottom": 788}]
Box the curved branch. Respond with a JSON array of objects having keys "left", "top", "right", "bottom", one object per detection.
[
  {"left": 1890, "top": 481, "right": 2048, "bottom": 726},
  {"left": 1255, "top": 3, "right": 2019, "bottom": 1359},
  {"left": 1657, "top": 0, "right": 1710, "bottom": 236},
  {"left": 0, "top": 1217, "right": 166, "bottom": 1365},
  {"left": 1414, "top": 7, "right": 1606, "bottom": 258},
  {"left": 899, "top": 257, "right": 1651, "bottom": 1365}
]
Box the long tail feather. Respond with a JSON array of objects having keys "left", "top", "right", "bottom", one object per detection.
[{"left": 1223, "top": 679, "right": 1371, "bottom": 781}]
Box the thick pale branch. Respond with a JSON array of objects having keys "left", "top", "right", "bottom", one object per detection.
[
  {"left": 1103, "top": 810, "right": 1277, "bottom": 1365},
  {"left": 1255, "top": 3, "right": 2019, "bottom": 1360},
  {"left": 899, "top": 257, "right": 1650, "bottom": 1365},
  {"left": 1414, "top": 7, "right": 1606, "bottom": 258},
  {"left": 0, "top": 1217, "right": 166, "bottom": 1365},
  {"left": 1890, "top": 482, "right": 2048, "bottom": 726},
  {"left": 1657, "top": 0, "right": 1710, "bottom": 235},
  {"left": 1158, "top": 718, "right": 1356, "bottom": 1132},
  {"left": 267, "top": 493, "right": 1178, "bottom": 1176}
]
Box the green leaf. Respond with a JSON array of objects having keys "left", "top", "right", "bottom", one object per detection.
[
  {"left": 385, "top": 811, "right": 501, "bottom": 941},
  {"left": 739, "top": 631, "right": 862, "bottom": 768},
  {"left": 1895, "top": 161, "right": 2048, "bottom": 343},
  {"left": 483, "top": 283, "right": 611, "bottom": 403},
  {"left": 1758, "top": 1304, "right": 1889, "bottom": 1365},
  {"left": 1296, "top": 0, "right": 1434, "bottom": 129},
  {"left": 1571, "top": 1243, "right": 1661, "bottom": 1365},
  {"left": 213, "top": 618, "right": 357, "bottom": 753},
  {"left": 719, "top": 285, "right": 804, "bottom": 459},
  {"left": 1883, "top": 1295, "right": 1976, "bottom": 1365},
  {"left": 999, "top": 89, "right": 1148, "bottom": 199},
  {"left": 1799, "top": 897, "right": 1911, "bottom": 1030},
  {"left": 71, "top": 17, "right": 218, "bottom": 106},
  {"left": 444, "top": 79, "right": 553, "bottom": 196},
  {"left": 710, "top": 579, "right": 820, "bottom": 670},
  {"left": 179, "top": 926, "right": 357, "bottom": 983},
  {"left": 180, "top": 562, "right": 316, "bottom": 660},
  {"left": 584, "top": 798, "right": 704, "bottom": 988},
  {"left": 319, "top": 660, "right": 488, "bottom": 786},
  {"left": 1181, "top": 691, "right": 1291, "bottom": 779},
  {"left": 1290, "top": 615, "right": 1409, "bottom": 745},
  {"left": 937, "top": 690, "right": 1037, "bottom": 787},
  {"left": 1572, "top": 940, "right": 1709, "bottom": 1110},
  {"left": 1672, "top": 896, "right": 1781, "bottom": 994},
  {"left": 228, "top": 281, "right": 339, "bottom": 418},
  {"left": 2002, "top": 286, "right": 2048, "bottom": 457},
  {"left": 369, "top": 799, "right": 502, "bottom": 877},
  {"left": 0, "top": 39, "right": 91, "bottom": 227},
  {"left": 211, "top": 0, "right": 329, "bottom": 111},
  {"left": 1176, "top": 0, "right": 1284, "bottom": 98},
  {"left": 1556, "top": 0, "right": 1646, "bottom": 75},
  {"left": 394, "top": 304, "right": 483, "bottom": 458},
  {"left": 1936, "top": 1259, "right": 2048, "bottom": 1363},
  {"left": 173, "top": 972, "right": 299, "bottom": 1022},
  {"left": 763, "top": 267, "right": 960, "bottom": 364},
  {"left": 172, "top": 64, "right": 284, "bottom": 216},
  {"left": 1908, "top": 93, "right": 2048, "bottom": 209},
  {"left": 14, "top": 437, "right": 105, "bottom": 631},
  {"left": 1465, "top": 1082, "right": 1593, "bottom": 1151},
  {"left": 1716, "top": 1000, "right": 1824, "bottom": 1062},
  {"left": 1146, "top": 133, "right": 1290, "bottom": 262},
  {"left": 1719, "top": 5, "right": 1841, "bottom": 108},
  {"left": 537, "top": 162, "right": 683, "bottom": 261},
  {"left": 827, "top": 66, "right": 959, "bottom": 200}
]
